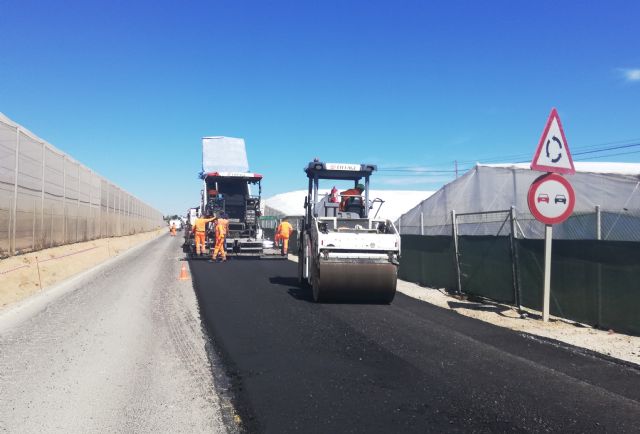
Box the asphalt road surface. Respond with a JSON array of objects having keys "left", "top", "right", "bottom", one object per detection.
[
  {"left": 0, "top": 235, "right": 231, "bottom": 433},
  {"left": 190, "top": 258, "right": 640, "bottom": 433}
]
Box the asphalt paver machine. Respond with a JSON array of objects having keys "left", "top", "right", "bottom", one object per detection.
[
  {"left": 297, "top": 161, "right": 400, "bottom": 303},
  {"left": 185, "top": 136, "right": 281, "bottom": 259}
]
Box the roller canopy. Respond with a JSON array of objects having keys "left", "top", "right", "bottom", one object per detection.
[{"left": 304, "top": 161, "right": 376, "bottom": 180}]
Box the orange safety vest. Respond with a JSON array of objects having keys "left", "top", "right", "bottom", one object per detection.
[
  {"left": 277, "top": 221, "right": 293, "bottom": 238},
  {"left": 215, "top": 218, "right": 229, "bottom": 237},
  {"left": 193, "top": 217, "right": 215, "bottom": 233}
]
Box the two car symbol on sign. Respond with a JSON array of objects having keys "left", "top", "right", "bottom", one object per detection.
[{"left": 537, "top": 194, "right": 567, "bottom": 204}]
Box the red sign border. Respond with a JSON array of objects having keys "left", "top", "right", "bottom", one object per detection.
[
  {"left": 527, "top": 173, "right": 576, "bottom": 225},
  {"left": 530, "top": 108, "right": 575, "bottom": 175}
]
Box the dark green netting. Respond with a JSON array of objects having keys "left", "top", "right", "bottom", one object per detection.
[
  {"left": 399, "top": 235, "right": 456, "bottom": 290},
  {"left": 263, "top": 228, "right": 276, "bottom": 240},
  {"left": 400, "top": 235, "right": 640, "bottom": 336},
  {"left": 459, "top": 236, "right": 515, "bottom": 304},
  {"left": 517, "top": 239, "right": 640, "bottom": 335}
]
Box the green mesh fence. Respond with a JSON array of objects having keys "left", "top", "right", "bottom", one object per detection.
[
  {"left": 459, "top": 236, "right": 515, "bottom": 304},
  {"left": 399, "top": 235, "right": 456, "bottom": 290},
  {"left": 263, "top": 228, "right": 276, "bottom": 240},
  {"left": 517, "top": 239, "right": 640, "bottom": 335},
  {"left": 400, "top": 235, "right": 640, "bottom": 336}
]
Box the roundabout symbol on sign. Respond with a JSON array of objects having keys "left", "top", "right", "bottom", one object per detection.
[{"left": 527, "top": 173, "right": 575, "bottom": 225}]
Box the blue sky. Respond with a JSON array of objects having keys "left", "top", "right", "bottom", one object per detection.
[{"left": 1, "top": 0, "right": 639, "bottom": 215}]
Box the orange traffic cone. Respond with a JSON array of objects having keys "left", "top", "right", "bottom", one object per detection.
[{"left": 179, "top": 263, "right": 189, "bottom": 280}]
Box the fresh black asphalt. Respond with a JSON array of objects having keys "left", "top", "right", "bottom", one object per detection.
[{"left": 189, "top": 258, "right": 640, "bottom": 433}]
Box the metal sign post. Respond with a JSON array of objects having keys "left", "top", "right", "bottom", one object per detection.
[
  {"left": 542, "top": 224, "right": 553, "bottom": 322},
  {"left": 528, "top": 173, "right": 575, "bottom": 322},
  {"left": 529, "top": 108, "right": 576, "bottom": 323}
]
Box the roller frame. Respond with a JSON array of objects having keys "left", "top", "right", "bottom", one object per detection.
[
  {"left": 298, "top": 160, "right": 401, "bottom": 303},
  {"left": 298, "top": 220, "right": 400, "bottom": 303}
]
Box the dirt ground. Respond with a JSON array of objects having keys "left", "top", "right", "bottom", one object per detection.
[{"left": 0, "top": 228, "right": 166, "bottom": 309}]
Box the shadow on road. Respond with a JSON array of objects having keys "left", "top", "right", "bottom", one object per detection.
[
  {"left": 268, "top": 276, "right": 315, "bottom": 302},
  {"left": 269, "top": 276, "right": 396, "bottom": 305},
  {"left": 447, "top": 301, "right": 512, "bottom": 316},
  {"left": 269, "top": 276, "right": 298, "bottom": 286},
  {"left": 287, "top": 287, "right": 314, "bottom": 302}
]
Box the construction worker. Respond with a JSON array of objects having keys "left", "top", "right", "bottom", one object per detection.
[
  {"left": 192, "top": 214, "right": 216, "bottom": 256},
  {"left": 339, "top": 183, "right": 365, "bottom": 212},
  {"left": 170, "top": 222, "right": 177, "bottom": 236},
  {"left": 212, "top": 212, "right": 229, "bottom": 262},
  {"left": 276, "top": 218, "right": 294, "bottom": 256},
  {"left": 329, "top": 186, "right": 339, "bottom": 203}
]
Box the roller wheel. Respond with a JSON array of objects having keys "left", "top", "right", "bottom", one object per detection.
[
  {"left": 311, "top": 262, "right": 322, "bottom": 302},
  {"left": 297, "top": 252, "right": 309, "bottom": 288}
]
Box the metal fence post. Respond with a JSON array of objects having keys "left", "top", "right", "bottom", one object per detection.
[
  {"left": 451, "top": 210, "right": 462, "bottom": 294},
  {"left": 595, "top": 205, "right": 601, "bottom": 240},
  {"left": 106, "top": 184, "right": 109, "bottom": 237},
  {"left": 11, "top": 128, "right": 20, "bottom": 254},
  {"left": 40, "top": 141, "right": 46, "bottom": 249},
  {"left": 32, "top": 199, "right": 37, "bottom": 251},
  {"left": 76, "top": 164, "right": 80, "bottom": 242},
  {"left": 50, "top": 205, "right": 54, "bottom": 246},
  {"left": 88, "top": 174, "right": 92, "bottom": 241},
  {"left": 595, "top": 204, "right": 603, "bottom": 327},
  {"left": 98, "top": 177, "right": 102, "bottom": 238},
  {"left": 62, "top": 155, "right": 66, "bottom": 243},
  {"left": 118, "top": 189, "right": 122, "bottom": 236},
  {"left": 509, "top": 206, "right": 522, "bottom": 310}
]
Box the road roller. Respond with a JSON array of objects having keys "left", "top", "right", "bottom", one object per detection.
[{"left": 297, "top": 161, "right": 400, "bottom": 303}]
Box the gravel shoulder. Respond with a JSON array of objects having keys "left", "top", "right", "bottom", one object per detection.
[
  {"left": 396, "top": 280, "right": 640, "bottom": 367},
  {"left": 0, "top": 234, "right": 230, "bottom": 433}
]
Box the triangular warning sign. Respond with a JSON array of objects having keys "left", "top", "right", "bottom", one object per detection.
[{"left": 531, "top": 108, "right": 575, "bottom": 174}]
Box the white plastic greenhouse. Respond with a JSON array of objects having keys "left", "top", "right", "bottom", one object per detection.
[
  {"left": 264, "top": 189, "right": 435, "bottom": 223},
  {"left": 397, "top": 163, "right": 640, "bottom": 241}
]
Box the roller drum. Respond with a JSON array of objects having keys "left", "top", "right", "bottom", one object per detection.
[{"left": 312, "top": 260, "right": 397, "bottom": 303}]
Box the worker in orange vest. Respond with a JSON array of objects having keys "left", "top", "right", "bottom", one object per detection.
[
  {"left": 212, "top": 212, "right": 229, "bottom": 262},
  {"left": 192, "top": 214, "right": 216, "bottom": 256},
  {"left": 170, "top": 222, "right": 177, "bottom": 236},
  {"left": 339, "top": 183, "right": 365, "bottom": 212},
  {"left": 274, "top": 224, "right": 282, "bottom": 248},
  {"left": 276, "top": 218, "right": 294, "bottom": 256}
]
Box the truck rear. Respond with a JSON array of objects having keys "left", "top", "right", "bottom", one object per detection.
[
  {"left": 197, "top": 137, "right": 265, "bottom": 257},
  {"left": 200, "top": 171, "right": 263, "bottom": 255}
]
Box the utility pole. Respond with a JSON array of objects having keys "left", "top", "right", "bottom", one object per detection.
[{"left": 455, "top": 160, "right": 458, "bottom": 178}]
